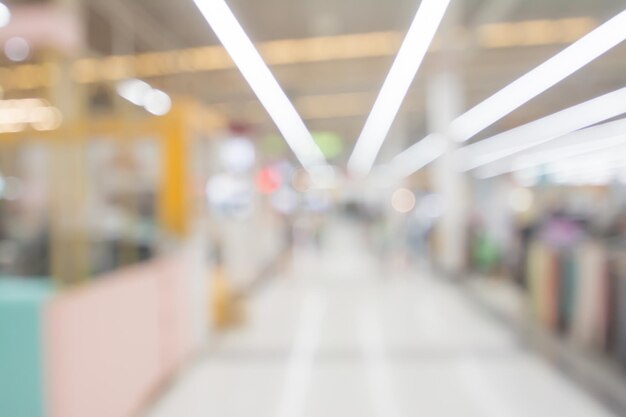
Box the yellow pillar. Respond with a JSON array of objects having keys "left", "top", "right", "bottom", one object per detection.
[{"left": 158, "top": 105, "right": 189, "bottom": 237}]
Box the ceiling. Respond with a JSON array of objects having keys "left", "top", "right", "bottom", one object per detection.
[
  {"left": 6, "top": 0, "right": 625, "bottom": 164},
  {"left": 120, "top": 0, "right": 625, "bottom": 47}
]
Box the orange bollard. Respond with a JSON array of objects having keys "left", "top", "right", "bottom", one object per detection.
[
  {"left": 210, "top": 265, "right": 231, "bottom": 328},
  {"left": 210, "top": 265, "right": 246, "bottom": 329}
]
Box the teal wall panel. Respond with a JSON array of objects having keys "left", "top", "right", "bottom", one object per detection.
[{"left": 0, "top": 279, "right": 52, "bottom": 417}]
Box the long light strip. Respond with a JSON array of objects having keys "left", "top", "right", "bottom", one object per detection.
[
  {"left": 516, "top": 153, "right": 626, "bottom": 186},
  {"left": 347, "top": 0, "right": 451, "bottom": 177},
  {"left": 460, "top": 87, "right": 626, "bottom": 171},
  {"left": 192, "top": 0, "right": 326, "bottom": 170},
  {"left": 385, "top": 9, "right": 626, "bottom": 180},
  {"left": 449, "top": 9, "right": 626, "bottom": 142},
  {"left": 475, "top": 118, "right": 626, "bottom": 178},
  {"left": 387, "top": 134, "right": 448, "bottom": 180}
]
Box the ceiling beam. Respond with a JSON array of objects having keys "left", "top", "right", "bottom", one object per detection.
[
  {"left": 88, "top": 0, "right": 179, "bottom": 52},
  {"left": 471, "top": 0, "right": 522, "bottom": 27}
]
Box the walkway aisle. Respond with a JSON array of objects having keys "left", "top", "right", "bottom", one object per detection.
[{"left": 145, "top": 222, "right": 618, "bottom": 417}]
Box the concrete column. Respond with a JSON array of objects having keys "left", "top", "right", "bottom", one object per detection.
[
  {"left": 428, "top": 72, "right": 467, "bottom": 275},
  {"left": 49, "top": 0, "right": 88, "bottom": 285}
]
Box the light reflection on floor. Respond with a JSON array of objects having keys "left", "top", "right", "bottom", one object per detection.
[{"left": 145, "top": 222, "right": 618, "bottom": 417}]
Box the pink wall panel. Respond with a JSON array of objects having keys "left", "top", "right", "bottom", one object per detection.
[
  {"left": 44, "top": 267, "right": 162, "bottom": 417},
  {"left": 155, "top": 255, "right": 196, "bottom": 377}
]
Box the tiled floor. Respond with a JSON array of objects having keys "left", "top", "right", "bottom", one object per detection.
[{"left": 145, "top": 222, "right": 619, "bottom": 417}]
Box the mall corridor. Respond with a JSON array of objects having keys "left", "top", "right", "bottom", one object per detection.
[
  {"left": 0, "top": 1, "right": 625, "bottom": 416},
  {"left": 145, "top": 223, "right": 621, "bottom": 417}
]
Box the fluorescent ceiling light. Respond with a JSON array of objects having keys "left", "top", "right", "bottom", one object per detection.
[
  {"left": 117, "top": 79, "right": 172, "bottom": 116},
  {"left": 460, "top": 86, "right": 626, "bottom": 171},
  {"left": 347, "top": 0, "right": 451, "bottom": 177},
  {"left": 516, "top": 153, "right": 626, "bottom": 186},
  {"left": 117, "top": 79, "right": 152, "bottom": 106},
  {"left": 144, "top": 89, "right": 172, "bottom": 116},
  {"left": 449, "top": 9, "right": 626, "bottom": 142},
  {"left": 193, "top": 0, "right": 326, "bottom": 170},
  {"left": 546, "top": 150, "right": 626, "bottom": 177},
  {"left": 387, "top": 134, "right": 447, "bottom": 180},
  {"left": 383, "top": 9, "right": 626, "bottom": 180},
  {"left": 475, "top": 118, "right": 626, "bottom": 178},
  {"left": 0, "top": 2, "right": 10, "bottom": 28}
]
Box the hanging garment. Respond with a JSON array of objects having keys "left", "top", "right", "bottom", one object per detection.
[{"left": 571, "top": 241, "right": 609, "bottom": 350}]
